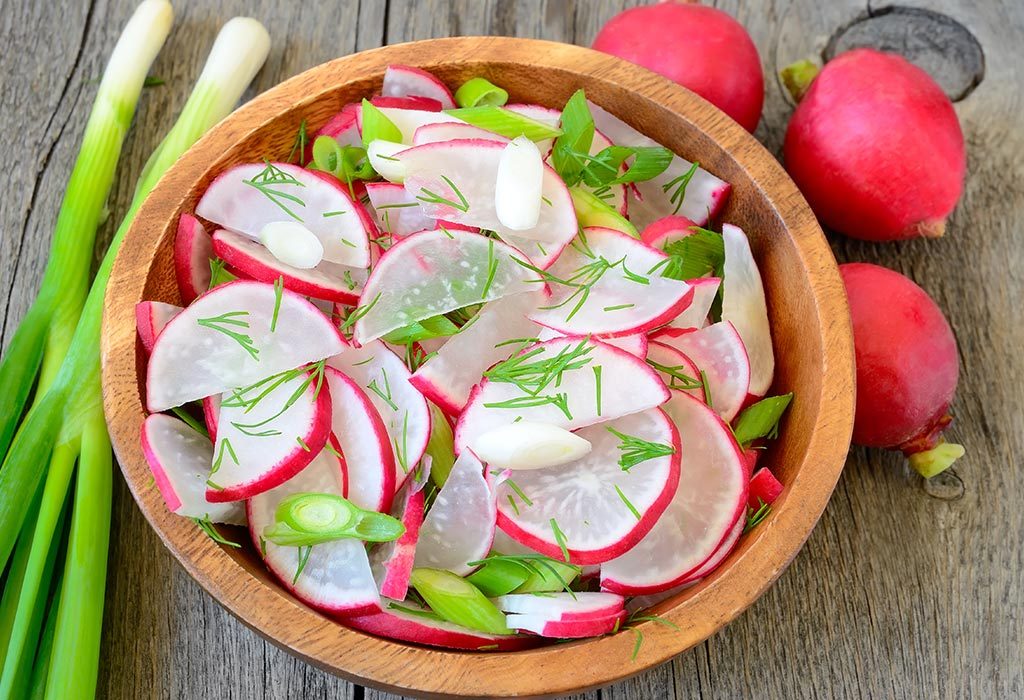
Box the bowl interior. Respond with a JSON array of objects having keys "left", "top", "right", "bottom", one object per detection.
[{"left": 101, "top": 37, "right": 854, "bottom": 698}]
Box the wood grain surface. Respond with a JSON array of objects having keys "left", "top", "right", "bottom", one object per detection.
[{"left": 2, "top": 0, "right": 1021, "bottom": 698}]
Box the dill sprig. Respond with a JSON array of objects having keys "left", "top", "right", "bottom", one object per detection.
[
  {"left": 196, "top": 311, "right": 259, "bottom": 361},
  {"left": 606, "top": 427, "right": 675, "bottom": 471},
  {"left": 286, "top": 119, "right": 308, "bottom": 166},
  {"left": 614, "top": 485, "right": 641, "bottom": 521},
  {"left": 661, "top": 161, "right": 700, "bottom": 215},
  {"left": 416, "top": 174, "right": 470, "bottom": 212},
  {"left": 192, "top": 516, "right": 241, "bottom": 548},
  {"left": 593, "top": 365, "right": 603, "bottom": 416},
  {"left": 242, "top": 160, "right": 307, "bottom": 222},
  {"left": 339, "top": 292, "right": 382, "bottom": 333},
  {"left": 549, "top": 518, "right": 570, "bottom": 562},
  {"left": 366, "top": 368, "right": 399, "bottom": 411},
  {"left": 646, "top": 358, "right": 703, "bottom": 391},
  {"left": 481, "top": 237, "right": 498, "bottom": 299},
  {"left": 292, "top": 545, "right": 314, "bottom": 584},
  {"left": 484, "top": 338, "right": 594, "bottom": 398},
  {"left": 744, "top": 499, "right": 772, "bottom": 533},
  {"left": 270, "top": 276, "right": 284, "bottom": 333},
  {"left": 483, "top": 393, "right": 572, "bottom": 420}
]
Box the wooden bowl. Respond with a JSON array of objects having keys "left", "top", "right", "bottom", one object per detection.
[{"left": 101, "top": 37, "right": 854, "bottom": 698}]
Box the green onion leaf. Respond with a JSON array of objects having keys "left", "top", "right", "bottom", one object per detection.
[
  {"left": 465, "top": 558, "right": 531, "bottom": 597},
  {"left": 382, "top": 314, "right": 460, "bottom": 346},
  {"left": 569, "top": 187, "right": 639, "bottom": 238},
  {"left": 732, "top": 393, "right": 794, "bottom": 447},
  {"left": 360, "top": 99, "right": 403, "bottom": 147},
  {"left": 657, "top": 227, "right": 725, "bottom": 281},
  {"left": 262, "top": 492, "right": 405, "bottom": 547},
  {"left": 446, "top": 105, "right": 562, "bottom": 141},
  {"left": 425, "top": 402, "right": 456, "bottom": 489},
  {"left": 551, "top": 89, "right": 595, "bottom": 185},
  {"left": 454, "top": 77, "right": 509, "bottom": 108},
  {"left": 409, "top": 568, "right": 512, "bottom": 635}
]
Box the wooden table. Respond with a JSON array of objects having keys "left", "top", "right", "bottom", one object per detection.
[{"left": 2, "top": 0, "right": 1020, "bottom": 697}]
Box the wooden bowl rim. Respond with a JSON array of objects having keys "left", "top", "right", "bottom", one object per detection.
[{"left": 101, "top": 36, "right": 854, "bottom": 699}]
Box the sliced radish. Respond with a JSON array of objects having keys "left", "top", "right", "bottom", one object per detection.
[
  {"left": 397, "top": 140, "right": 577, "bottom": 246},
  {"left": 625, "top": 582, "right": 697, "bottom": 615},
  {"left": 680, "top": 515, "right": 744, "bottom": 584},
  {"left": 666, "top": 277, "right": 720, "bottom": 331},
  {"left": 536, "top": 326, "right": 647, "bottom": 359},
  {"left": 310, "top": 107, "right": 361, "bottom": 155},
  {"left": 413, "top": 451, "right": 496, "bottom": 575},
  {"left": 640, "top": 215, "right": 698, "bottom": 250},
  {"left": 646, "top": 341, "right": 703, "bottom": 400},
  {"left": 146, "top": 281, "right": 344, "bottom": 412},
  {"left": 507, "top": 610, "right": 626, "bottom": 638},
  {"left": 382, "top": 64, "right": 456, "bottom": 109},
  {"left": 654, "top": 323, "right": 750, "bottom": 421},
  {"left": 456, "top": 336, "right": 670, "bottom": 454},
  {"left": 721, "top": 224, "right": 774, "bottom": 396},
  {"left": 247, "top": 445, "right": 379, "bottom": 616},
  {"left": 324, "top": 366, "right": 395, "bottom": 513},
  {"left": 412, "top": 122, "right": 508, "bottom": 146},
  {"left": 494, "top": 408, "right": 680, "bottom": 565},
  {"left": 747, "top": 467, "right": 783, "bottom": 510},
  {"left": 409, "top": 291, "right": 543, "bottom": 414},
  {"left": 364, "top": 182, "right": 435, "bottom": 238},
  {"left": 588, "top": 101, "right": 731, "bottom": 229},
  {"left": 374, "top": 106, "right": 463, "bottom": 144},
  {"left": 174, "top": 213, "right": 213, "bottom": 304},
  {"left": 495, "top": 592, "right": 624, "bottom": 621},
  {"left": 195, "top": 162, "right": 373, "bottom": 268},
  {"left": 202, "top": 394, "right": 221, "bottom": 443},
  {"left": 369, "top": 463, "right": 430, "bottom": 600},
  {"left": 206, "top": 366, "right": 332, "bottom": 502},
  {"left": 328, "top": 340, "right": 430, "bottom": 486},
  {"left": 135, "top": 301, "right": 181, "bottom": 354},
  {"left": 211, "top": 229, "right": 364, "bottom": 305},
  {"left": 370, "top": 95, "right": 443, "bottom": 112},
  {"left": 530, "top": 227, "right": 694, "bottom": 338},
  {"left": 352, "top": 227, "right": 541, "bottom": 344},
  {"left": 366, "top": 139, "right": 408, "bottom": 183},
  {"left": 344, "top": 604, "right": 532, "bottom": 650},
  {"left": 505, "top": 103, "right": 561, "bottom": 154},
  {"left": 600, "top": 391, "right": 747, "bottom": 594},
  {"left": 140, "top": 414, "right": 245, "bottom": 524}
]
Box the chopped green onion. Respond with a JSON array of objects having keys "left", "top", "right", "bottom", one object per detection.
[
  {"left": 360, "top": 99, "right": 402, "bottom": 147},
  {"left": 454, "top": 77, "right": 509, "bottom": 108},
  {"left": 732, "top": 393, "right": 794, "bottom": 447},
  {"left": 311, "top": 135, "right": 375, "bottom": 183},
  {"left": 381, "top": 314, "right": 460, "bottom": 345},
  {"left": 263, "top": 493, "right": 404, "bottom": 547},
  {"left": 425, "top": 403, "right": 457, "bottom": 489},
  {"left": 510, "top": 557, "right": 580, "bottom": 594},
  {"left": 551, "top": 89, "right": 595, "bottom": 185},
  {"left": 657, "top": 227, "right": 725, "bottom": 281},
  {"left": 465, "top": 558, "right": 531, "bottom": 597},
  {"left": 409, "top": 568, "right": 511, "bottom": 635},
  {"left": 569, "top": 187, "right": 639, "bottom": 238},
  {"left": 446, "top": 105, "right": 562, "bottom": 141}
]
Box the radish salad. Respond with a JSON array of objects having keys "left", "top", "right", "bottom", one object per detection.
[{"left": 138, "top": 65, "right": 794, "bottom": 651}]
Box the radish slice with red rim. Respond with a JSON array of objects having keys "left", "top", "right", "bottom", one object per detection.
[
  {"left": 680, "top": 514, "right": 744, "bottom": 584},
  {"left": 351, "top": 227, "right": 542, "bottom": 344},
  {"left": 370, "top": 95, "right": 443, "bottom": 112},
  {"left": 536, "top": 326, "right": 647, "bottom": 359},
  {"left": 409, "top": 291, "right": 544, "bottom": 415},
  {"left": 373, "top": 106, "right": 463, "bottom": 144},
  {"left": 195, "top": 162, "right": 373, "bottom": 268},
  {"left": 600, "top": 391, "right": 748, "bottom": 594},
  {"left": 343, "top": 603, "right": 533, "bottom": 650},
  {"left": 505, "top": 104, "right": 560, "bottom": 154},
  {"left": 413, "top": 451, "right": 496, "bottom": 575},
  {"left": 397, "top": 139, "right": 578, "bottom": 246},
  {"left": 588, "top": 101, "right": 731, "bottom": 229},
  {"left": 530, "top": 227, "right": 694, "bottom": 338},
  {"left": 495, "top": 592, "right": 624, "bottom": 621},
  {"left": 412, "top": 122, "right": 509, "bottom": 146},
  {"left": 666, "top": 277, "right": 720, "bottom": 331},
  {"left": 382, "top": 65, "right": 456, "bottom": 109},
  {"left": 721, "top": 224, "right": 774, "bottom": 396},
  {"left": 135, "top": 301, "right": 181, "bottom": 354},
  {"left": 247, "top": 444, "right": 380, "bottom": 616},
  {"left": 653, "top": 322, "right": 750, "bottom": 421},
  {"left": 364, "top": 182, "right": 436, "bottom": 239},
  {"left": 328, "top": 340, "right": 431, "bottom": 487},
  {"left": 206, "top": 365, "right": 332, "bottom": 502},
  {"left": 308, "top": 106, "right": 361, "bottom": 161},
  {"left": 174, "top": 213, "right": 213, "bottom": 304},
  {"left": 640, "top": 215, "right": 698, "bottom": 250},
  {"left": 494, "top": 408, "right": 681, "bottom": 565},
  {"left": 146, "top": 280, "right": 345, "bottom": 412},
  {"left": 141, "top": 413, "right": 245, "bottom": 524},
  {"left": 455, "top": 336, "right": 670, "bottom": 454},
  {"left": 646, "top": 340, "right": 703, "bottom": 400},
  {"left": 507, "top": 611, "right": 626, "bottom": 638},
  {"left": 202, "top": 394, "right": 221, "bottom": 443},
  {"left": 212, "top": 229, "right": 364, "bottom": 305},
  {"left": 324, "top": 366, "right": 396, "bottom": 513},
  {"left": 369, "top": 462, "right": 430, "bottom": 600}
]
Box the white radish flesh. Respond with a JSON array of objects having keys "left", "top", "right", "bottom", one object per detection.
[
  {"left": 174, "top": 213, "right": 213, "bottom": 304},
  {"left": 367, "top": 139, "right": 407, "bottom": 183},
  {"left": 258, "top": 220, "right": 324, "bottom": 269},
  {"left": 507, "top": 611, "right": 625, "bottom": 638},
  {"left": 382, "top": 64, "right": 456, "bottom": 109},
  {"left": 472, "top": 422, "right": 591, "bottom": 471},
  {"left": 646, "top": 340, "right": 704, "bottom": 400},
  {"left": 600, "top": 391, "right": 748, "bottom": 594},
  {"left": 680, "top": 514, "right": 744, "bottom": 584},
  {"left": 721, "top": 224, "right": 774, "bottom": 396},
  {"left": 370, "top": 463, "right": 430, "bottom": 600},
  {"left": 135, "top": 301, "right": 181, "bottom": 353},
  {"left": 413, "top": 122, "right": 508, "bottom": 146},
  {"left": 654, "top": 322, "right": 751, "bottom": 421},
  {"left": 667, "top": 277, "right": 720, "bottom": 331},
  {"left": 495, "top": 592, "right": 624, "bottom": 620},
  {"left": 494, "top": 408, "right": 681, "bottom": 565},
  {"left": 374, "top": 106, "right": 464, "bottom": 144},
  {"left": 141, "top": 414, "right": 245, "bottom": 524},
  {"left": 505, "top": 104, "right": 560, "bottom": 154},
  {"left": 146, "top": 280, "right": 345, "bottom": 412},
  {"left": 365, "top": 182, "right": 435, "bottom": 238},
  {"left": 344, "top": 604, "right": 532, "bottom": 650},
  {"left": 495, "top": 136, "right": 544, "bottom": 231}
]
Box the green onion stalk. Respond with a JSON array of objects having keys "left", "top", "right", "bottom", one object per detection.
[{"left": 0, "top": 9, "right": 270, "bottom": 699}]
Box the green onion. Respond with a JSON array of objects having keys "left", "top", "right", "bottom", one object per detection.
[
  {"left": 311, "top": 136, "right": 374, "bottom": 183},
  {"left": 381, "top": 314, "right": 460, "bottom": 345},
  {"left": 446, "top": 105, "right": 562, "bottom": 141},
  {"left": 360, "top": 99, "right": 402, "bottom": 146},
  {"left": 454, "top": 77, "right": 509, "bottom": 108},
  {"left": 569, "top": 187, "right": 639, "bottom": 238},
  {"left": 424, "top": 403, "right": 456, "bottom": 489},
  {"left": 657, "top": 227, "right": 725, "bottom": 281},
  {"left": 732, "top": 393, "right": 794, "bottom": 447},
  {"left": 551, "top": 89, "right": 594, "bottom": 185},
  {"left": 262, "top": 493, "right": 404, "bottom": 547},
  {"left": 409, "top": 568, "right": 511, "bottom": 635},
  {"left": 465, "top": 558, "right": 532, "bottom": 597},
  {"left": 511, "top": 557, "right": 580, "bottom": 594}
]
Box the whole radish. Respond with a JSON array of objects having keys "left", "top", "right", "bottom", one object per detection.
[
  {"left": 783, "top": 49, "right": 965, "bottom": 241},
  {"left": 592, "top": 2, "right": 764, "bottom": 132},
  {"left": 840, "top": 263, "right": 964, "bottom": 476}
]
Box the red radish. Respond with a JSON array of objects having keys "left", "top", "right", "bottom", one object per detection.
[
  {"left": 206, "top": 366, "right": 332, "bottom": 502},
  {"left": 324, "top": 367, "right": 396, "bottom": 513},
  {"left": 456, "top": 337, "right": 670, "bottom": 454},
  {"left": 679, "top": 514, "right": 744, "bottom": 584},
  {"left": 369, "top": 466, "right": 430, "bottom": 600},
  {"left": 351, "top": 228, "right": 542, "bottom": 344},
  {"left": 840, "top": 263, "right": 964, "bottom": 475},
  {"left": 343, "top": 605, "right": 533, "bottom": 651},
  {"left": 495, "top": 592, "right": 624, "bottom": 621},
  {"left": 247, "top": 445, "right": 380, "bottom": 616},
  {"left": 381, "top": 64, "right": 456, "bottom": 109},
  {"left": 783, "top": 49, "right": 965, "bottom": 241},
  {"left": 721, "top": 224, "right": 774, "bottom": 396},
  {"left": 646, "top": 341, "right": 703, "bottom": 400},
  {"left": 146, "top": 281, "right": 345, "bottom": 412},
  {"left": 666, "top": 276, "right": 719, "bottom": 331},
  {"left": 202, "top": 394, "right": 221, "bottom": 443},
  {"left": 410, "top": 292, "right": 543, "bottom": 415},
  {"left": 640, "top": 215, "right": 697, "bottom": 250},
  {"left": 747, "top": 467, "right": 783, "bottom": 510},
  {"left": 414, "top": 451, "right": 497, "bottom": 575},
  {"left": 412, "top": 122, "right": 508, "bottom": 146},
  {"left": 211, "top": 229, "right": 364, "bottom": 305},
  {"left": 494, "top": 408, "right": 681, "bottom": 565},
  {"left": 140, "top": 413, "right": 245, "bottom": 524},
  {"left": 195, "top": 162, "right": 373, "bottom": 267},
  {"left": 370, "top": 95, "right": 443, "bottom": 112},
  {"left": 328, "top": 340, "right": 431, "bottom": 486},
  {"left": 397, "top": 140, "right": 578, "bottom": 248},
  {"left": 588, "top": 101, "right": 731, "bottom": 230},
  {"left": 135, "top": 301, "right": 181, "bottom": 353},
  {"left": 741, "top": 447, "right": 759, "bottom": 477},
  {"left": 507, "top": 610, "right": 626, "bottom": 638},
  {"left": 654, "top": 322, "right": 750, "bottom": 421},
  {"left": 174, "top": 213, "right": 214, "bottom": 304},
  {"left": 364, "top": 182, "right": 436, "bottom": 238},
  {"left": 601, "top": 391, "right": 747, "bottom": 594},
  {"left": 530, "top": 227, "right": 694, "bottom": 338},
  {"left": 309, "top": 107, "right": 360, "bottom": 153},
  {"left": 593, "top": 2, "right": 764, "bottom": 132}
]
